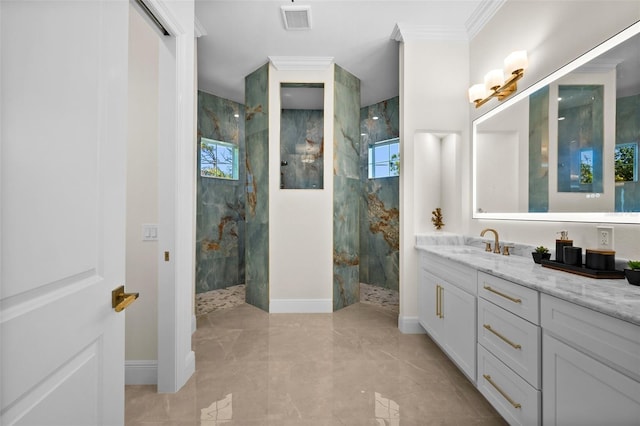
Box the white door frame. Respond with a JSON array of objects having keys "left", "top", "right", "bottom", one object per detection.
[{"left": 142, "top": 0, "right": 196, "bottom": 393}]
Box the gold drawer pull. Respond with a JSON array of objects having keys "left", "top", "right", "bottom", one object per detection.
[
  {"left": 483, "top": 285, "right": 522, "bottom": 304},
  {"left": 436, "top": 285, "right": 443, "bottom": 318},
  {"left": 483, "top": 324, "right": 522, "bottom": 349},
  {"left": 483, "top": 374, "right": 522, "bottom": 409}
]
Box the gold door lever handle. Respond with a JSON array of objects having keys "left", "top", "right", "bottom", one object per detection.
[{"left": 112, "top": 285, "right": 139, "bottom": 312}]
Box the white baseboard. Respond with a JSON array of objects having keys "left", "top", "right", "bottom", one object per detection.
[
  {"left": 398, "top": 315, "right": 426, "bottom": 334},
  {"left": 270, "top": 298, "right": 332, "bottom": 313},
  {"left": 125, "top": 360, "right": 158, "bottom": 385},
  {"left": 183, "top": 350, "right": 196, "bottom": 386},
  {"left": 192, "top": 314, "right": 196, "bottom": 334}
]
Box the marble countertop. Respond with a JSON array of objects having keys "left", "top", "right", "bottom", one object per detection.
[{"left": 415, "top": 234, "right": 640, "bottom": 326}]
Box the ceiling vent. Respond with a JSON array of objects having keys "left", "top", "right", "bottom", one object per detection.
[{"left": 281, "top": 5, "right": 312, "bottom": 31}]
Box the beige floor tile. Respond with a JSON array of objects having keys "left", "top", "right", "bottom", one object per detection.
[{"left": 126, "top": 301, "right": 506, "bottom": 425}]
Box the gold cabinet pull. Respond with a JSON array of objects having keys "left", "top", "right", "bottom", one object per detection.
[
  {"left": 112, "top": 285, "right": 139, "bottom": 313},
  {"left": 439, "top": 286, "right": 444, "bottom": 319},
  {"left": 435, "top": 285, "right": 444, "bottom": 319},
  {"left": 483, "top": 374, "right": 522, "bottom": 409},
  {"left": 483, "top": 324, "right": 522, "bottom": 349},
  {"left": 483, "top": 285, "right": 522, "bottom": 304}
]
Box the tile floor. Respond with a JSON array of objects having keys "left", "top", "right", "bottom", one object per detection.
[
  {"left": 195, "top": 283, "right": 400, "bottom": 317},
  {"left": 126, "top": 295, "right": 506, "bottom": 425}
]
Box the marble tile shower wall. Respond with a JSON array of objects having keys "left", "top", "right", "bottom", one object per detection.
[
  {"left": 280, "top": 109, "right": 324, "bottom": 189},
  {"left": 244, "top": 64, "right": 270, "bottom": 311},
  {"left": 197, "top": 68, "right": 399, "bottom": 309},
  {"left": 359, "top": 96, "right": 400, "bottom": 292},
  {"left": 196, "top": 91, "right": 245, "bottom": 294},
  {"left": 333, "top": 65, "right": 361, "bottom": 310}
]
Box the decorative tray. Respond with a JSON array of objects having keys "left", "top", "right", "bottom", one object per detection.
[{"left": 540, "top": 259, "right": 625, "bottom": 279}]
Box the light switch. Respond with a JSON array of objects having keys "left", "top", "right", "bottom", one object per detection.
[{"left": 142, "top": 224, "right": 159, "bottom": 241}]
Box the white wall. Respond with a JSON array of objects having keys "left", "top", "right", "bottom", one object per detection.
[
  {"left": 125, "top": 1, "right": 159, "bottom": 376},
  {"left": 467, "top": 1, "right": 640, "bottom": 259},
  {"left": 268, "top": 65, "right": 335, "bottom": 313},
  {"left": 150, "top": 0, "right": 197, "bottom": 393},
  {"left": 441, "top": 134, "right": 463, "bottom": 230},
  {"left": 399, "top": 39, "right": 469, "bottom": 332}
]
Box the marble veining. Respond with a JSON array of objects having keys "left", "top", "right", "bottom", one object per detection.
[
  {"left": 196, "top": 91, "right": 246, "bottom": 294},
  {"left": 416, "top": 242, "right": 640, "bottom": 325},
  {"left": 244, "top": 64, "right": 270, "bottom": 311},
  {"left": 360, "top": 97, "right": 400, "bottom": 292},
  {"left": 333, "top": 65, "right": 361, "bottom": 310}
]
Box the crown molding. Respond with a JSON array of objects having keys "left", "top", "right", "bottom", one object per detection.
[
  {"left": 465, "top": 0, "right": 506, "bottom": 40},
  {"left": 194, "top": 17, "right": 207, "bottom": 38},
  {"left": 390, "top": 23, "right": 469, "bottom": 42},
  {"left": 574, "top": 59, "right": 621, "bottom": 73},
  {"left": 268, "top": 56, "right": 334, "bottom": 71},
  {"left": 391, "top": 0, "right": 506, "bottom": 43}
]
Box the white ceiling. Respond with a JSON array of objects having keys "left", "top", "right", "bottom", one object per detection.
[{"left": 195, "top": 0, "right": 504, "bottom": 107}]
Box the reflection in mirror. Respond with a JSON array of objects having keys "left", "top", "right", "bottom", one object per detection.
[
  {"left": 473, "top": 21, "right": 640, "bottom": 223},
  {"left": 557, "top": 85, "right": 604, "bottom": 194},
  {"left": 280, "top": 83, "right": 324, "bottom": 189}
]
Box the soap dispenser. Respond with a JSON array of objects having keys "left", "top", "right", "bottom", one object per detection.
[{"left": 555, "top": 230, "right": 573, "bottom": 263}]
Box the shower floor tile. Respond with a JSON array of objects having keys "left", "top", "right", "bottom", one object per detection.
[
  {"left": 195, "top": 284, "right": 246, "bottom": 315},
  {"left": 195, "top": 283, "right": 399, "bottom": 316}
]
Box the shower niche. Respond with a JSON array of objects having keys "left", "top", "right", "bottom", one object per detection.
[{"left": 279, "top": 82, "right": 324, "bottom": 189}]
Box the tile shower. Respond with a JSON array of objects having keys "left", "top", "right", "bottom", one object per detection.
[{"left": 195, "top": 91, "right": 399, "bottom": 314}]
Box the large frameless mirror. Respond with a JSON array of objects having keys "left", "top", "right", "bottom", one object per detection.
[{"left": 473, "top": 21, "right": 640, "bottom": 223}]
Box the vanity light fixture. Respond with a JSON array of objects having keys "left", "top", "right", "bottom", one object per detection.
[{"left": 468, "top": 50, "right": 528, "bottom": 108}]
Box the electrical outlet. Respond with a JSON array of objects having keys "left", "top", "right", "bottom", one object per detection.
[{"left": 597, "top": 226, "right": 614, "bottom": 250}]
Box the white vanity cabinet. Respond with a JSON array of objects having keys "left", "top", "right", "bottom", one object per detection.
[
  {"left": 418, "top": 253, "right": 477, "bottom": 382},
  {"left": 477, "top": 272, "right": 541, "bottom": 426},
  {"left": 541, "top": 294, "right": 640, "bottom": 426}
]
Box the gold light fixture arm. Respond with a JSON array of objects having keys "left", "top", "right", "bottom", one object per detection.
[
  {"left": 468, "top": 50, "right": 528, "bottom": 108},
  {"left": 473, "top": 69, "right": 524, "bottom": 108}
]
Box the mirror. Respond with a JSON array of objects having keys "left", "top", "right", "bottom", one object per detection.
[
  {"left": 473, "top": 22, "right": 640, "bottom": 223},
  {"left": 279, "top": 83, "right": 324, "bottom": 189}
]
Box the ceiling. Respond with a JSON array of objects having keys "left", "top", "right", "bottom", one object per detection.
[{"left": 195, "top": 0, "right": 504, "bottom": 107}]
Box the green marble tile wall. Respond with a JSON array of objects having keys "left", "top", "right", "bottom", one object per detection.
[
  {"left": 529, "top": 87, "right": 550, "bottom": 212},
  {"left": 359, "top": 97, "right": 399, "bottom": 291},
  {"left": 196, "top": 91, "right": 245, "bottom": 293},
  {"left": 616, "top": 94, "right": 640, "bottom": 212},
  {"left": 557, "top": 85, "right": 604, "bottom": 194},
  {"left": 333, "top": 65, "right": 361, "bottom": 310},
  {"left": 280, "top": 109, "right": 324, "bottom": 189},
  {"left": 245, "top": 64, "right": 270, "bottom": 311}
]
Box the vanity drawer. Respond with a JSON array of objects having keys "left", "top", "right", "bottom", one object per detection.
[
  {"left": 478, "top": 345, "right": 540, "bottom": 426},
  {"left": 478, "top": 272, "right": 539, "bottom": 324},
  {"left": 478, "top": 298, "right": 540, "bottom": 388},
  {"left": 541, "top": 294, "right": 640, "bottom": 381},
  {"left": 422, "top": 252, "right": 476, "bottom": 295}
]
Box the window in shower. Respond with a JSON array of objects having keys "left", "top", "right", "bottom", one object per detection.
[
  {"left": 368, "top": 137, "right": 400, "bottom": 179},
  {"left": 615, "top": 142, "right": 638, "bottom": 182},
  {"left": 200, "top": 137, "right": 239, "bottom": 180}
]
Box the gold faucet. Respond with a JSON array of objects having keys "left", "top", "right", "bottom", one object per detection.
[{"left": 480, "top": 228, "right": 500, "bottom": 254}]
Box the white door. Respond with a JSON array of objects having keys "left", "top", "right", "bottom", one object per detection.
[{"left": 1, "top": 1, "right": 130, "bottom": 425}]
